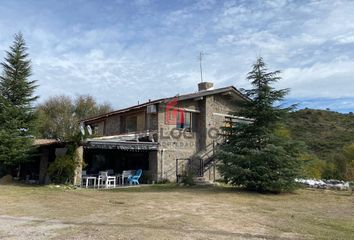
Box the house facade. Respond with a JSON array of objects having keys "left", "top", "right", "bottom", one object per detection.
[{"left": 77, "top": 82, "right": 249, "bottom": 183}]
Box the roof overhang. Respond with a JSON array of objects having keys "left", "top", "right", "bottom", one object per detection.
[
  {"left": 81, "top": 86, "right": 250, "bottom": 124},
  {"left": 33, "top": 139, "right": 65, "bottom": 147},
  {"left": 84, "top": 139, "right": 158, "bottom": 151}
]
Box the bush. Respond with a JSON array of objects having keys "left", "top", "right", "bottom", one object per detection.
[
  {"left": 181, "top": 169, "right": 195, "bottom": 186},
  {"left": 300, "top": 153, "right": 326, "bottom": 179},
  {"left": 139, "top": 171, "right": 152, "bottom": 184},
  {"left": 47, "top": 154, "right": 78, "bottom": 184},
  {"left": 0, "top": 163, "right": 7, "bottom": 178},
  {"left": 158, "top": 179, "right": 171, "bottom": 184}
]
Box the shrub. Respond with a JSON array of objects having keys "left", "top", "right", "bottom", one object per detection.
[
  {"left": 47, "top": 154, "right": 78, "bottom": 184},
  {"left": 300, "top": 153, "right": 326, "bottom": 179},
  {"left": 139, "top": 171, "right": 152, "bottom": 184},
  {"left": 181, "top": 169, "right": 195, "bottom": 186},
  {"left": 158, "top": 179, "right": 171, "bottom": 184}
]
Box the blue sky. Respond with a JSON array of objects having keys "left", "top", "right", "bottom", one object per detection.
[{"left": 0, "top": 0, "right": 353, "bottom": 112}]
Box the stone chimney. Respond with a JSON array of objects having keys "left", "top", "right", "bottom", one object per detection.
[{"left": 198, "top": 82, "right": 214, "bottom": 91}]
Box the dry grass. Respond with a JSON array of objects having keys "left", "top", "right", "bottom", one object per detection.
[{"left": 0, "top": 184, "right": 353, "bottom": 240}]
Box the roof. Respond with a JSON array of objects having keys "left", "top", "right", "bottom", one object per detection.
[
  {"left": 33, "top": 139, "right": 60, "bottom": 146},
  {"left": 82, "top": 85, "right": 248, "bottom": 123}
]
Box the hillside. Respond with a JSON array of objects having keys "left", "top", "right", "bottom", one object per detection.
[
  {"left": 286, "top": 109, "right": 354, "bottom": 160},
  {"left": 286, "top": 109, "right": 354, "bottom": 180}
]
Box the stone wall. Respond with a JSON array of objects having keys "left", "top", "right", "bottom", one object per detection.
[
  {"left": 155, "top": 93, "right": 242, "bottom": 182},
  {"left": 203, "top": 94, "right": 241, "bottom": 181},
  {"left": 80, "top": 92, "right": 244, "bottom": 183},
  {"left": 156, "top": 100, "right": 200, "bottom": 181}
]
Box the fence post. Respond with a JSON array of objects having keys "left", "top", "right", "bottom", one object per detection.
[
  {"left": 176, "top": 159, "right": 178, "bottom": 183},
  {"left": 213, "top": 160, "right": 216, "bottom": 182}
]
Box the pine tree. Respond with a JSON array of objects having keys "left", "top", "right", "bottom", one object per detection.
[
  {"left": 0, "top": 33, "right": 38, "bottom": 173},
  {"left": 218, "top": 57, "right": 303, "bottom": 193}
]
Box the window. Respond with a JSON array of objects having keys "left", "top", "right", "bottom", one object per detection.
[
  {"left": 126, "top": 116, "right": 137, "bottom": 132},
  {"left": 91, "top": 125, "right": 98, "bottom": 134},
  {"left": 176, "top": 111, "right": 191, "bottom": 131}
]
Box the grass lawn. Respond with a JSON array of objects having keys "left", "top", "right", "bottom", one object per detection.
[{"left": 0, "top": 184, "right": 353, "bottom": 240}]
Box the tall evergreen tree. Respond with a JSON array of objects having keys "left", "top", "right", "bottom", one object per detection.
[
  {"left": 218, "top": 57, "right": 303, "bottom": 193},
  {"left": 0, "top": 33, "right": 38, "bottom": 173}
]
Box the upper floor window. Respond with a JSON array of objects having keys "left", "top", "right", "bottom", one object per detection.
[
  {"left": 176, "top": 111, "right": 191, "bottom": 131},
  {"left": 126, "top": 115, "right": 137, "bottom": 132},
  {"left": 91, "top": 125, "right": 98, "bottom": 134}
]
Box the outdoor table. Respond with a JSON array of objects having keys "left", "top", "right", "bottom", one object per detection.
[{"left": 82, "top": 175, "right": 97, "bottom": 188}]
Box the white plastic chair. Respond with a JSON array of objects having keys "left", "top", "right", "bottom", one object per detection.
[
  {"left": 121, "top": 170, "right": 132, "bottom": 186},
  {"left": 81, "top": 170, "right": 96, "bottom": 188},
  {"left": 97, "top": 171, "right": 116, "bottom": 188}
]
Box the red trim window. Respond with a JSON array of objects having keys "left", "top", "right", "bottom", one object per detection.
[{"left": 176, "top": 111, "right": 191, "bottom": 131}]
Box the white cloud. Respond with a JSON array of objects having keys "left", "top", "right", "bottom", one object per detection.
[
  {"left": 0, "top": 0, "right": 353, "bottom": 112},
  {"left": 281, "top": 59, "right": 354, "bottom": 98}
]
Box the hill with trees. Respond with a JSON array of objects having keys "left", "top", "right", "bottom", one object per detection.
[{"left": 286, "top": 109, "right": 354, "bottom": 180}]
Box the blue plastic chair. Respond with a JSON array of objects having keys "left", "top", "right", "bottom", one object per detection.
[{"left": 128, "top": 169, "right": 142, "bottom": 185}]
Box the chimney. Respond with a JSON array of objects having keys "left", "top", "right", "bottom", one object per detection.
[{"left": 198, "top": 82, "right": 214, "bottom": 91}]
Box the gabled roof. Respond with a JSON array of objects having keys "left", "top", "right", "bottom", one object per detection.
[{"left": 82, "top": 85, "right": 248, "bottom": 123}]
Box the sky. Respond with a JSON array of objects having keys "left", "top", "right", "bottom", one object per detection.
[{"left": 0, "top": 0, "right": 353, "bottom": 113}]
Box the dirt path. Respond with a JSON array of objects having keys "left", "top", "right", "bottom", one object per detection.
[{"left": 0, "top": 215, "right": 72, "bottom": 240}]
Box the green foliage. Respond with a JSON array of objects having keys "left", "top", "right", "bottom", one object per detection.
[
  {"left": 0, "top": 33, "right": 38, "bottom": 106},
  {"left": 286, "top": 109, "right": 354, "bottom": 180},
  {"left": 286, "top": 109, "right": 354, "bottom": 161},
  {"left": 74, "top": 95, "right": 112, "bottom": 120},
  {"left": 0, "top": 33, "right": 37, "bottom": 170},
  {"left": 343, "top": 143, "right": 354, "bottom": 181},
  {"left": 0, "top": 129, "right": 33, "bottom": 166},
  {"left": 35, "top": 95, "right": 112, "bottom": 141},
  {"left": 218, "top": 57, "right": 303, "bottom": 193},
  {"left": 47, "top": 155, "right": 77, "bottom": 184},
  {"left": 47, "top": 142, "right": 81, "bottom": 184},
  {"left": 181, "top": 169, "right": 196, "bottom": 186},
  {"left": 300, "top": 153, "right": 326, "bottom": 179},
  {"left": 158, "top": 179, "right": 171, "bottom": 184}
]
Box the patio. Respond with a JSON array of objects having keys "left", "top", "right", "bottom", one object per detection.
[
  {"left": 81, "top": 138, "right": 158, "bottom": 188},
  {"left": 80, "top": 169, "right": 143, "bottom": 188}
]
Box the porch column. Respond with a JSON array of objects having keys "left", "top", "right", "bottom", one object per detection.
[{"left": 73, "top": 146, "right": 84, "bottom": 186}]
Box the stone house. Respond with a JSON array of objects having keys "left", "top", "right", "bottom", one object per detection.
[{"left": 78, "top": 82, "right": 249, "bottom": 183}]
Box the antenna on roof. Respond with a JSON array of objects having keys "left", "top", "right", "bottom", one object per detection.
[{"left": 198, "top": 51, "right": 207, "bottom": 83}]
